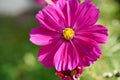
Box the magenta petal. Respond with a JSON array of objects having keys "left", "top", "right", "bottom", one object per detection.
[
  {"left": 76, "top": 25, "right": 108, "bottom": 44},
  {"left": 73, "top": 36, "right": 101, "bottom": 66},
  {"left": 36, "top": 4, "right": 66, "bottom": 31},
  {"left": 38, "top": 39, "right": 64, "bottom": 68},
  {"left": 56, "top": 0, "right": 79, "bottom": 27},
  {"left": 54, "top": 42, "right": 68, "bottom": 71},
  {"left": 52, "top": 0, "right": 58, "bottom": 3},
  {"left": 30, "top": 26, "right": 60, "bottom": 46},
  {"left": 54, "top": 41, "right": 79, "bottom": 71},
  {"left": 74, "top": 1, "right": 99, "bottom": 30},
  {"left": 62, "top": 76, "right": 73, "bottom": 80}
]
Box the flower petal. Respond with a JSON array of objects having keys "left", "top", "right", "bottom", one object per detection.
[
  {"left": 36, "top": 4, "right": 66, "bottom": 31},
  {"left": 56, "top": 0, "right": 79, "bottom": 27},
  {"left": 76, "top": 25, "right": 108, "bottom": 44},
  {"left": 74, "top": 1, "right": 99, "bottom": 30},
  {"left": 30, "top": 26, "right": 60, "bottom": 46},
  {"left": 54, "top": 41, "right": 79, "bottom": 71},
  {"left": 73, "top": 36, "right": 101, "bottom": 66},
  {"left": 54, "top": 42, "right": 68, "bottom": 71},
  {"left": 38, "top": 39, "right": 64, "bottom": 68},
  {"left": 52, "top": 0, "right": 58, "bottom": 3}
]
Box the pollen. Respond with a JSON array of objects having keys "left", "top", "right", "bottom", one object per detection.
[
  {"left": 70, "top": 70, "right": 77, "bottom": 76},
  {"left": 63, "top": 28, "right": 75, "bottom": 40}
]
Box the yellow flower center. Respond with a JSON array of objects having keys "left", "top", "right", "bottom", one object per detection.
[
  {"left": 70, "top": 70, "right": 77, "bottom": 76},
  {"left": 63, "top": 28, "right": 75, "bottom": 40}
]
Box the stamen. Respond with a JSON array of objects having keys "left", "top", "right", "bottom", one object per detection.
[
  {"left": 70, "top": 70, "right": 77, "bottom": 76},
  {"left": 63, "top": 28, "right": 75, "bottom": 40}
]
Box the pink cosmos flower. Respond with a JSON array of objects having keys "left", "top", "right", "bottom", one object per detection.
[
  {"left": 35, "top": 0, "right": 57, "bottom": 5},
  {"left": 56, "top": 66, "right": 83, "bottom": 80},
  {"left": 30, "top": 0, "right": 108, "bottom": 71}
]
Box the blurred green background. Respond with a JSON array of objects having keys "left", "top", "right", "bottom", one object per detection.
[{"left": 0, "top": 0, "right": 120, "bottom": 80}]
